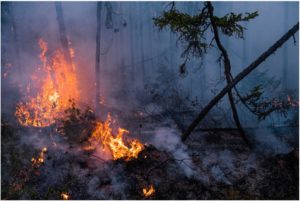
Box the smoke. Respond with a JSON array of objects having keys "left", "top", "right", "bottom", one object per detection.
[
  {"left": 252, "top": 127, "right": 294, "bottom": 155},
  {"left": 2, "top": 2, "right": 299, "bottom": 124},
  {"left": 149, "top": 126, "right": 196, "bottom": 178},
  {"left": 1, "top": 2, "right": 298, "bottom": 199}
]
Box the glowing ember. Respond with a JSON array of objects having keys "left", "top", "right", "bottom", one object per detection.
[
  {"left": 61, "top": 192, "right": 70, "bottom": 200},
  {"left": 86, "top": 113, "right": 144, "bottom": 161},
  {"left": 31, "top": 147, "right": 47, "bottom": 167},
  {"left": 143, "top": 185, "right": 155, "bottom": 197},
  {"left": 287, "top": 95, "right": 299, "bottom": 107},
  {"left": 15, "top": 38, "right": 80, "bottom": 127}
]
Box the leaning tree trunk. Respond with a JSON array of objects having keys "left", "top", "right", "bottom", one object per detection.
[
  {"left": 55, "top": 2, "right": 73, "bottom": 69},
  {"left": 207, "top": 2, "right": 251, "bottom": 147},
  {"left": 181, "top": 22, "right": 299, "bottom": 142}
]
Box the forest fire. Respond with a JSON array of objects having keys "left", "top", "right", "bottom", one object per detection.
[
  {"left": 85, "top": 113, "right": 144, "bottom": 161},
  {"left": 15, "top": 38, "right": 79, "bottom": 127},
  {"left": 2, "top": 1, "right": 299, "bottom": 200},
  {"left": 143, "top": 185, "right": 155, "bottom": 197}
]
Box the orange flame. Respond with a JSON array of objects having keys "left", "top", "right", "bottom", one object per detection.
[
  {"left": 31, "top": 147, "right": 47, "bottom": 167},
  {"left": 87, "top": 113, "right": 144, "bottom": 161},
  {"left": 143, "top": 185, "right": 155, "bottom": 197},
  {"left": 61, "top": 192, "right": 70, "bottom": 200},
  {"left": 15, "top": 38, "right": 80, "bottom": 127}
]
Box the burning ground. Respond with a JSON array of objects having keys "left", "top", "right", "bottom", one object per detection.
[
  {"left": 1, "top": 95, "right": 299, "bottom": 199},
  {"left": 2, "top": 110, "right": 299, "bottom": 199}
]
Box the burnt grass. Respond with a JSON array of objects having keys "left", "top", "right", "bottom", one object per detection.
[{"left": 1, "top": 117, "right": 299, "bottom": 200}]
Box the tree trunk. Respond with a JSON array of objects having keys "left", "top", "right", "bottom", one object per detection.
[
  {"left": 129, "top": 3, "right": 136, "bottom": 88},
  {"left": 95, "top": 2, "right": 102, "bottom": 115},
  {"left": 138, "top": 3, "right": 146, "bottom": 87},
  {"left": 207, "top": 2, "right": 251, "bottom": 147},
  {"left": 181, "top": 22, "right": 299, "bottom": 142},
  {"left": 283, "top": 2, "right": 289, "bottom": 90},
  {"left": 55, "top": 2, "right": 73, "bottom": 68},
  {"left": 10, "top": 3, "right": 21, "bottom": 75}
]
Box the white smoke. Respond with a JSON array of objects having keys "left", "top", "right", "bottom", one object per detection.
[{"left": 149, "top": 126, "right": 196, "bottom": 178}]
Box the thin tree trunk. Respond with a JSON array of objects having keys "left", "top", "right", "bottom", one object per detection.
[
  {"left": 138, "top": 3, "right": 146, "bottom": 87},
  {"left": 181, "top": 22, "right": 299, "bottom": 142},
  {"left": 129, "top": 3, "right": 136, "bottom": 88},
  {"left": 283, "top": 2, "right": 289, "bottom": 90},
  {"left": 207, "top": 2, "right": 251, "bottom": 147},
  {"left": 95, "top": 2, "right": 102, "bottom": 114},
  {"left": 55, "top": 2, "right": 73, "bottom": 68},
  {"left": 242, "top": 3, "right": 249, "bottom": 68},
  {"left": 9, "top": 3, "right": 21, "bottom": 75}
]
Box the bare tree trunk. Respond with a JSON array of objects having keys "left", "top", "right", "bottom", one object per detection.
[
  {"left": 129, "top": 3, "right": 136, "bottom": 88},
  {"left": 138, "top": 3, "right": 146, "bottom": 87},
  {"left": 55, "top": 2, "right": 73, "bottom": 68},
  {"left": 95, "top": 2, "right": 102, "bottom": 114},
  {"left": 181, "top": 22, "right": 299, "bottom": 142},
  {"left": 10, "top": 3, "right": 21, "bottom": 75},
  {"left": 207, "top": 2, "right": 251, "bottom": 147},
  {"left": 283, "top": 2, "right": 289, "bottom": 90},
  {"left": 2, "top": 3, "right": 21, "bottom": 75}
]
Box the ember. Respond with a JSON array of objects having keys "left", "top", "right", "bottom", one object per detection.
[
  {"left": 15, "top": 38, "right": 80, "bottom": 127},
  {"left": 287, "top": 95, "right": 299, "bottom": 107},
  {"left": 86, "top": 113, "right": 144, "bottom": 161},
  {"left": 143, "top": 185, "right": 155, "bottom": 197},
  {"left": 31, "top": 147, "right": 47, "bottom": 167},
  {"left": 61, "top": 192, "right": 70, "bottom": 200}
]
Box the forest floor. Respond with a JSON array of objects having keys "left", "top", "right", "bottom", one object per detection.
[{"left": 1, "top": 111, "right": 299, "bottom": 200}]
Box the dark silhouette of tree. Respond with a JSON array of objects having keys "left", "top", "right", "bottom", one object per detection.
[
  {"left": 154, "top": 1, "right": 258, "bottom": 146},
  {"left": 95, "top": 2, "right": 102, "bottom": 114},
  {"left": 55, "top": 2, "right": 73, "bottom": 69},
  {"left": 181, "top": 22, "right": 298, "bottom": 142}
]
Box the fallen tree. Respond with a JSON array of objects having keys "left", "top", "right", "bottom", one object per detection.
[{"left": 182, "top": 22, "right": 299, "bottom": 142}]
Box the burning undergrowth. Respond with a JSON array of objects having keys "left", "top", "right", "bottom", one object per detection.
[
  {"left": 15, "top": 38, "right": 80, "bottom": 127},
  {"left": 2, "top": 35, "right": 298, "bottom": 199},
  {"left": 2, "top": 102, "right": 299, "bottom": 199}
]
